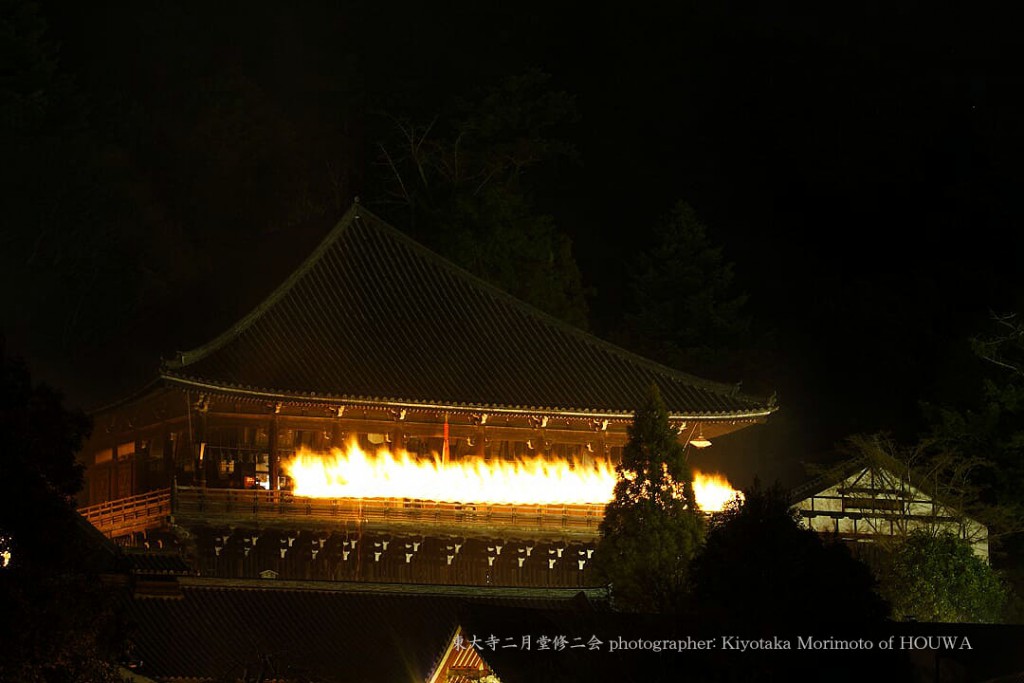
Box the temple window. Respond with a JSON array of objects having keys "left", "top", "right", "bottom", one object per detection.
[{"left": 116, "top": 442, "right": 135, "bottom": 460}]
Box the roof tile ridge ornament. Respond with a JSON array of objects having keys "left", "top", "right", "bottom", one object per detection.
[{"left": 161, "top": 203, "right": 363, "bottom": 372}]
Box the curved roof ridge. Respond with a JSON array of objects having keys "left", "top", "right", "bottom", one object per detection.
[{"left": 164, "top": 203, "right": 362, "bottom": 370}]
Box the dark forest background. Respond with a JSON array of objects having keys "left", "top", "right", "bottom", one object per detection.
[{"left": 4, "top": 0, "right": 1023, "bottom": 476}]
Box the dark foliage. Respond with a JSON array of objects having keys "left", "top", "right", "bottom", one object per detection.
[
  {"left": 592, "top": 384, "right": 703, "bottom": 612},
  {"left": 371, "top": 71, "right": 590, "bottom": 329},
  {"left": 689, "top": 480, "right": 889, "bottom": 632},
  {"left": 0, "top": 346, "right": 89, "bottom": 565},
  {"left": 901, "top": 312, "right": 1024, "bottom": 617},
  {"left": 624, "top": 201, "right": 752, "bottom": 380},
  {"left": 0, "top": 347, "right": 125, "bottom": 681},
  {"left": 923, "top": 313, "right": 1024, "bottom": 526},
  {"left": 2, "top": 1, "right": 363, "bottom": 404},
  {"left": 876, "top": 530, "right": 1005, "bottom": 623}
]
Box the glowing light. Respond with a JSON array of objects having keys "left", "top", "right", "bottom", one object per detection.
[
  {"left": 284, "top": 444, "right": 616, "bottom": 505},
  {"left": 688, "top": 435, "right": 712, "bottom": 448},
  {"left": 692, "top": 471, "right": 744, "bottom": 512},
  {"left": 282, "top": 442, "right": 743, "bottom": 512}
]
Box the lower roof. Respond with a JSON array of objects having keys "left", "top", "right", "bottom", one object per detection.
[{"left": 124, "top": 578, "right": 606, "bottom": 682}]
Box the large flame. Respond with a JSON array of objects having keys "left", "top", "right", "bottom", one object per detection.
[
  {"left": 281, "top": 443, "right": 742, "bottom": 511},
  {"left": 692, "top": 471, "right": 745, "bottom": 512},
  {"left": 283, "top": 444, "right": 615, "bottom": 505}
]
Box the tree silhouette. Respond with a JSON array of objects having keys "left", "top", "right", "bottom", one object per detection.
[
  {"left": 591, "top": 384, "right": 703, "bottom": 612},
  {"left": 372, "top": 71, "right": 589, "bottom": 328},
  {"left": 690, "top": 480, "right": 888, "bottom": 632},
  {"left": 624, "top": 201, "right": 752, "bottom": 380},
  {"left": 900, "top": 312, "right": 1024, "bottom": 617},
  {"left": 0, "top": 348, "right": 125, "bottom": 681}
]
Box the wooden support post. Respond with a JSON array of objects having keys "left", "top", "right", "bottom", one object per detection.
[
  {"left": 162, "top": 430, "right": 174, "bottom": 487},
  {"left": 269, "top": 414, "right": 279, "bottom": 490},
  {"left": 196, "top": 408, "right": 208, "bottom": 488},
  {"left": 331, "top": 419, "right": 344, "bottom": 450},
  {"left": 442, "top": 413, "right": 450, "bottom": 464}
]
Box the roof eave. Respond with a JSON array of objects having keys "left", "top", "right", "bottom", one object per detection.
[{"left": 160, "top": 373, "right": 775, "bottom": 422}]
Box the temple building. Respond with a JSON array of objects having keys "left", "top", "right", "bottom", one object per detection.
[
  {"left": 791, "top": 453, "right": 989, "bottom": 560},
  {"left": 77, "top": 202, "right": 775, "bottom": 586}
]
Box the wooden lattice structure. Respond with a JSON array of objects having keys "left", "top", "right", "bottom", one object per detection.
[{"left": 791, "top": 459, "right": 989, "bottom": 560}]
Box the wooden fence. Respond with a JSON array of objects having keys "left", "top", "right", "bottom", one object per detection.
[{"left": 78, "top": 488, "right": 172, "bottom": 538}]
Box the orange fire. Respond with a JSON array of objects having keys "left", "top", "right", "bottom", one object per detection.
[
  {"left": 692, "top": 471, "right": 745, "bottom": 512},
  {"left": 281, "top": 443, "right": 742, "bottom": 511},
  {"left": 283, "top": 444, "right": 615, "bottom": 505}
]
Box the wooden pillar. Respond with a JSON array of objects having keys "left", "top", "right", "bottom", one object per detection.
[
  {"left": 161, "top": 431, "right": 173, "bottom": 488},
  {"left": 134, "top": 438, "right": 144, "bottom": 494},
  {"left": 169, "top": 431, "right": 180, "bottom": 482},
  {"left": 475, "top": 424, "right": 487, "bottom": 457},
  {"left": 597, "top": 419, "right": 609, "bottom": 461},
  {"left": 442, "top": 413, "right": 450, "bottom": 464},
  {"left": 197, "top": 410, "right": 208, "bottom": 488},
  {"left": 331, "top": 419, "right": 344, "bottom": 451},
  {"left": 269, "top": 410, "right": 280, "bottom": 490},
  {"left": 113, "top": 448, "right": 123, "bottom": 499}
]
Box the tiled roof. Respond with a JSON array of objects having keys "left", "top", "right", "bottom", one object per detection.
[
  {"left": 787, "top": 445, "right": 923, "bottom": 505},
  {"left": 123, "top": 578, "right": 605, "bottom": 682},
  {"left": 162, "top": 203, "right": 774, "bottom": 419},
  {"left": 123, "top": 549, "right": 193, "bottom": 576}
]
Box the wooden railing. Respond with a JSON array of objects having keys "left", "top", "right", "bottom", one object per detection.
[
  {"left": 78, "top": 488, "right": 172, "bottom": 538},
  {"left": 79, "top": 485, "right": 607, "bottom": 538},
  {"left": 173, "top": 486, "right": 605, "bottom": 537}
]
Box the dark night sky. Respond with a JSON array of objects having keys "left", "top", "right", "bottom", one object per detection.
[{"left": 7, "top": 1, "right": 1024, "bottom": 474}]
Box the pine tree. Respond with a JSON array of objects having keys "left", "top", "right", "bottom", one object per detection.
[
  {"left": 624, "top": 201, "right": 751, "bottom": 379},
  {"left": 591, "top": 384, "right": 703, "bottom": 612}
]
